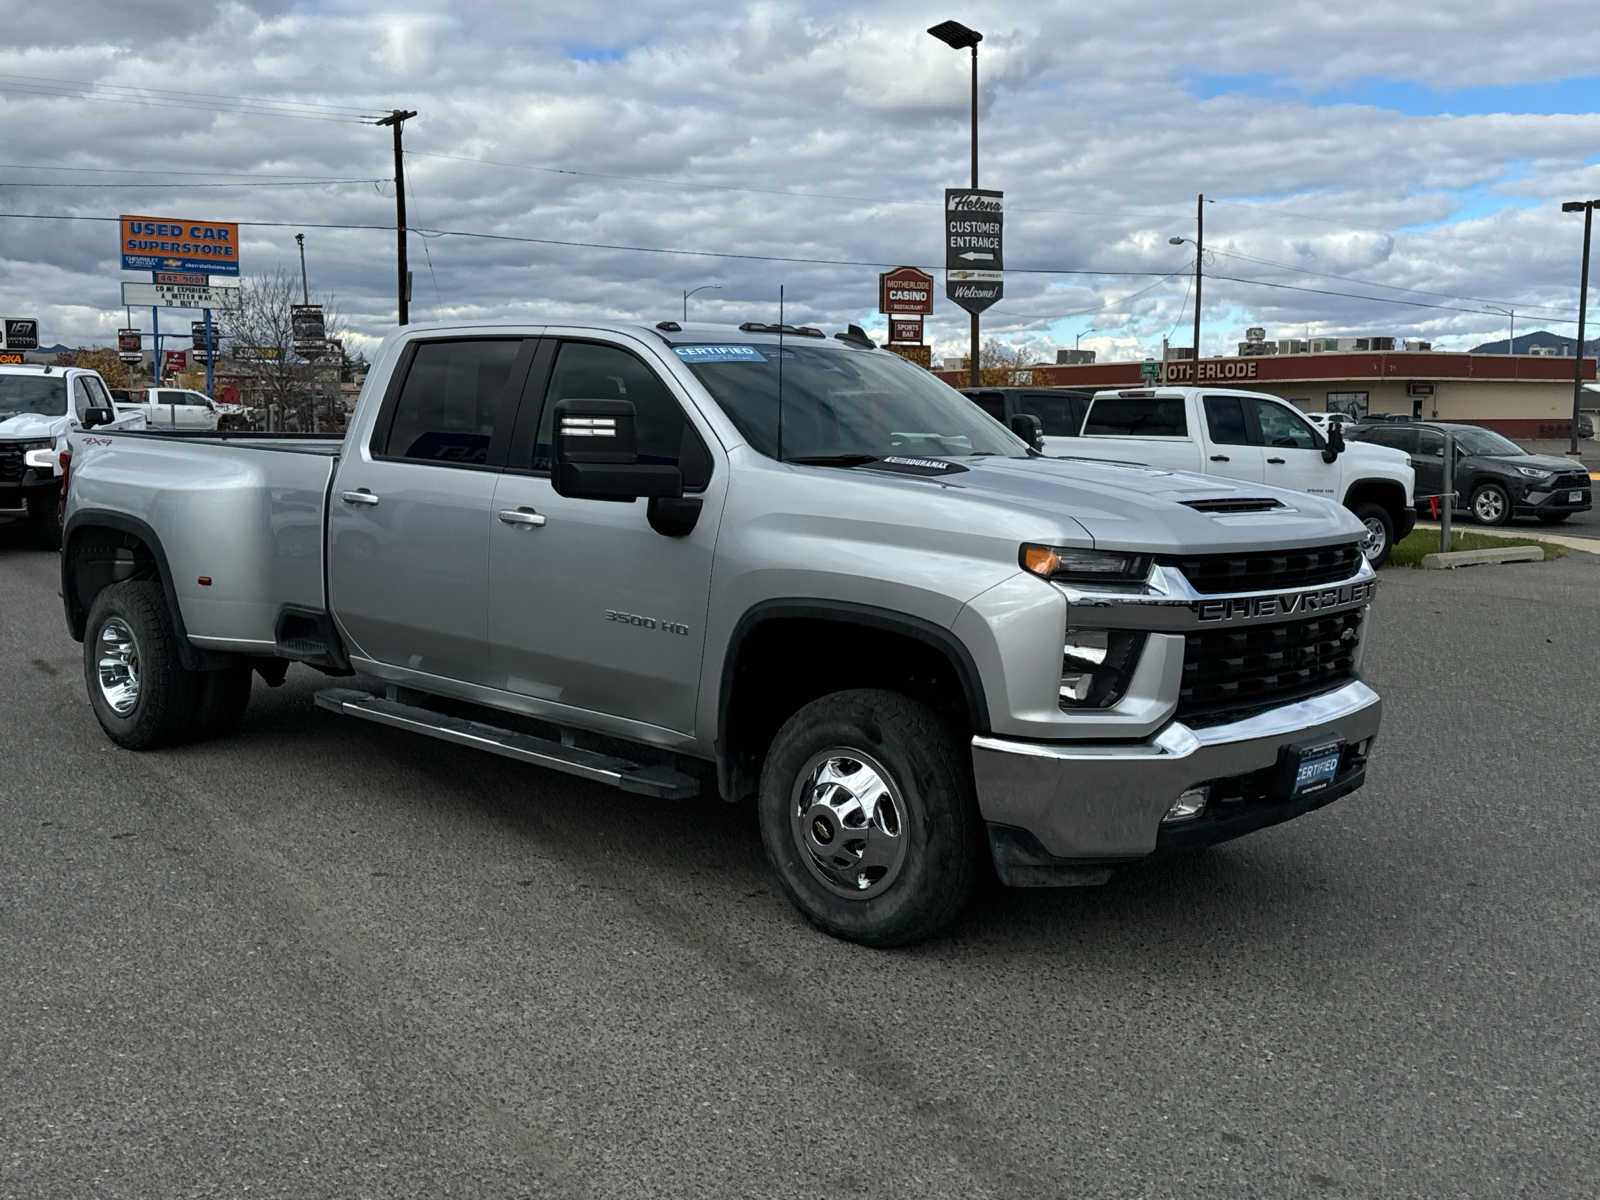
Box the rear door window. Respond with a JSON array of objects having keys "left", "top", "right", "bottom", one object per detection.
[
  {"left": 1203, "top": 395, "right": 1250, "bottom": 445},
  {"left": 1083, "top": 395, "right": 1188, "bottom": 437},
  {"left": 378, "top": 339, "right": 524, "bottom": 467}
]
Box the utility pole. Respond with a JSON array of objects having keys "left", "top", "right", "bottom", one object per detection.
[
  {"left": 1562, "top": 199, "right": 1597, "bottom": 455},
  {"left": 376, "top": 109, "right": 418, "bottom": 325},
  {"left": 295, "top": 232, "right": 309, "bottom": 304},
  {"left": 1193, "top": 193, "right": 1204, "bottom": 369}
]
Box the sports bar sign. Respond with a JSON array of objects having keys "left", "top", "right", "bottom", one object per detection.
[{"left": 121, "top": 214, "right": 241, "bottom": 275}]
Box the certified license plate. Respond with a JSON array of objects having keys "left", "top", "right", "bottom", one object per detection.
[
  {"left": 1570, "top": 490, "right": 1584, "bottom": 503},
  {"left": 1293, "top": 742, "right": 1342, "bottom": 796}
]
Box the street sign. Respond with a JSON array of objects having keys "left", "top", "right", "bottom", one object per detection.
[
  {"left": 291, "top": 304, "right": 326, "bottom": 355},
  {"left": 121, "top": 214, "right": 240, "bottom": 275},
  {"left": 120, "top": 281, "right": 242, "bottom": 309},
  {"left": 233, "top": 345, "right": 282, "bottom": 362},
  {"left": 1, "top": 317, "right": 39, "bottom": 350},
  {"left": 886, "top": 343, "right": 933, "bottom": 369},
  {"left": 944, "top": 188, "right": 1003, "bottom": 273},
  {"left": 879, "top": 266, "right": 934, "bottom": 315},
  {"left": 118, "top": 328, "right": 142, "bottom": 364},
  {"left": 889, "top": 316, "right": 923, "bottom": 344},
  {"left": 1139, "top": 361, "right": 1160, "bottom": 380},
  {"left": 163, "top": 350, "right": 188, "bottom": 374}
]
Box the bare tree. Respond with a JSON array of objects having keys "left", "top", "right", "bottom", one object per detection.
[
  {"left": 53, "top": 347, "right": 131, "bottom": 387},
  {"left": 225, "top": 267, "right": 347, "bottom": 429}
]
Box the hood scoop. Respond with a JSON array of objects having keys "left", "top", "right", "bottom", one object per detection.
[{"left": 1180, "top": 497, "right": 1286, "bottom": 514}]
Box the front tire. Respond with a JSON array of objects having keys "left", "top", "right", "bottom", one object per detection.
[
  {"left": 1470, "top": 483, "right": 1511, "bottom": 526},
  {"left": 758, "top": 689, "right": 980, "bottom": 947},
  {"left": 84, "top": 580, "right": 199, "bottom": 750},
  {"left": 1351, "top": 502, "right": 1395, "bottom": 567}
]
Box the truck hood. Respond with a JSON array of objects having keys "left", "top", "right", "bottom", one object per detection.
[
  {"left": 1486, "top": 452, "right": 1589, "bottom": 473},
  {"left": 852, "top": 454, "right": 1365, "bottom": 554},
  {"left": 1342, "top": 441, "right": 1410, "bottom": 473},
  {"left": 0, "top": 413, "right": 65, "bottom": 440}
]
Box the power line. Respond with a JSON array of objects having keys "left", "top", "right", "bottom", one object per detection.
[
  {"left": 0, "top": 209, "right": 1580, "bottom": 324},
  {"left": 0, "top": 162, "right": 380, "bottom": 180},
  {"left": 0, "top": 79, "right": 374, "bottom": 123},
  {"left": 1206, "top": 245, "right": 1574, "bottom": 319},
  {"left": 0, "top": 178, "right": 386, "bottom": 189},
  {"left": 0, "top": 72, "right": 373, "bottom": 116}
]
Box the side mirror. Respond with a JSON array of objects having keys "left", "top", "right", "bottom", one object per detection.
[
  {"left": 82, "top": 405, "right": 115, "bottom": 429},
  {"left": 1322, "top": 422, "right": 1345, "bottom": 463},
  {"left": 1009, "top": 411, "right": 1045, "bottom": 451},
  {"left": 551, "top": 398, "right": 683, "bottom": 502}
]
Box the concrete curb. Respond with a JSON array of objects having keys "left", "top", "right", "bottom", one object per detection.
[
  {"left": 1413, "top": 522, "right": 1600, "bottom": 555},
  {"left": 1421, "top": 545, "right": 1544, "bottom": 570}
]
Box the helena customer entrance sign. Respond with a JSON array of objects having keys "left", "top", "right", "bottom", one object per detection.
[{"left": 945, "top": 188, "right": 1003, "bottom": 314}]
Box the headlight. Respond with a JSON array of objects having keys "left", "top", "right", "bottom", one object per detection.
[
  {"left": 1516, "top": 466, "right": 1551, "bottom": 480},
  {"left": 1021, "top": 544, "right": 1152, "bottom": 586},
  {"left": 20, "top": 437, "right": 56, "bottom": 470}
]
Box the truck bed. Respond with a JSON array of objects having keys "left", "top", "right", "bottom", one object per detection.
[{"left": 99, "top": 428, "right": 344, "bottom": 455}]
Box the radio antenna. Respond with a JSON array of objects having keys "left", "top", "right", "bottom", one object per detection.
[{"left": 776, "top": 284, "right": 785, "bottom": 463}]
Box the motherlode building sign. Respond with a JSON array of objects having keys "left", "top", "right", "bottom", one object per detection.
[{"left": 120, "top": 214, "right": 241, "bottom": 275}]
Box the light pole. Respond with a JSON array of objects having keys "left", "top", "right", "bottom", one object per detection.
[
  {"left": 1562, "top": 199, "right": 1598, "bottom": 454},
  {"left": 928, "top": 19, "right": 983, "bottom": 388},
  {"left": 682, "top": 284, "right": 722, "bottom": 322},
  {"left": 1169, "top": 192, "right": 1204, "bottom": 375},
  {"left": 295, "top": 233, "right": 310, "bottom": 304}
]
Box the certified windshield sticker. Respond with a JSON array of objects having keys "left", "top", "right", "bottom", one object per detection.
[{"left": 674, "top": 344, "right": 766, "bottom": 363}]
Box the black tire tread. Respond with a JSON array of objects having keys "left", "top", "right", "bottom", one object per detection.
[
  {"left": 758, "top": 688, "right": 979, "bottom": 948},
  {"left": 83, "top": 580, "right": 197, "bottom": 750},
  {"left": 1350, "top": 501, "right": 1395, "bottom": 568}
]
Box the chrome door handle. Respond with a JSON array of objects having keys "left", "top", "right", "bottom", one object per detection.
[
  {"left": 341, "top": 489, "right": 379, "bottom": 506},
  {"left": 497, "top": 507, "right": 547, "bottom": 528}
]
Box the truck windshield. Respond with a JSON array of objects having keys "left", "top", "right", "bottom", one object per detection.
[
  {"left": 0, "top": 374, "right": 68, "bottom": 418},
  {"left": 677, "top": 343, "right": 1027, "bottom": 461}
]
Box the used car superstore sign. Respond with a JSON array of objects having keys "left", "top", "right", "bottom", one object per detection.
[{"left": 120, "top": 214, "right": 240, "bottom": 276}]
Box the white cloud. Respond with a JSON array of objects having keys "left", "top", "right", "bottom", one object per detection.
[{"left": 1, "top": 0, "right": 1598, "bottom": 363}]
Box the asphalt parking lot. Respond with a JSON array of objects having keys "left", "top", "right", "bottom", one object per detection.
[{"left": 3, "top": 524, "right": 1598, "bottom": 1199}]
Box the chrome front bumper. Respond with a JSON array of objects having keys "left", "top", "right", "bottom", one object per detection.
[{"left": 972, "top": 680, "right": 1382, "bottom": 881}]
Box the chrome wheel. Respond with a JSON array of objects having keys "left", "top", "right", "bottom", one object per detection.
[
  {"left": 791, "top": 748, "right": 908, "bottom": 900},
  {"left": 1473, "top": 487, "right": 1507, "bottom": 524},
  {"left": 96, "top": 617, "right": 141, "bottom": 715},
  {"left": 1359, "top": 516, "right": 1388, "bottom": 562}
]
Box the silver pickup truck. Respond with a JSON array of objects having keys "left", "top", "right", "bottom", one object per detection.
[{"left": 61, "top": 319, "right": 1383, "bottom": 946}]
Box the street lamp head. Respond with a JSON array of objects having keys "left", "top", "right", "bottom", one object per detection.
[
  {"left": 927, "top": 20, "right": 982, "bottom": 49},
  {"left": 1562, "top": 202, "right": 1588, "bottom": 213},
  {"left": 1168, "top": 236, "right": 1186, "bottom": 245}
]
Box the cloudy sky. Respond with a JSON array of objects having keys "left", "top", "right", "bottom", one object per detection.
[{"left": 3, "top": 0, "right": 1599, "bottom": 365}]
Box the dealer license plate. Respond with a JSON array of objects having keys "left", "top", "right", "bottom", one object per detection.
[
  {"left": 1293, "top": 742, "right": 1342, "bottom": 796},
  {"left": 1570, "top": 490, "right": 1584, "bottom": 503}
]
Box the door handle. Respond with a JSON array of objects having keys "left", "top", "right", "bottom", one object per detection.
[
  {"left": 1267, "top": 457, "right": 1286, "bottom": 464},
  {"left": 1209, "top": 454, "right": 1230, "bottom": 462},
  {"left": 340, "top": 489, "right": 379, "bottom": 506},
  {"left": 497, "top": 507, "right": 547, "bottom": 528}
]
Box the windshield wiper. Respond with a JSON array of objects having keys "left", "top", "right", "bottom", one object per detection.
[{"left": 786, "top": 454, "right": 880, "bottom": 467}]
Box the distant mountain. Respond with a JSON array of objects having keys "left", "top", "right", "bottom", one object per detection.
[{"left": 1469, "top": 329, "right": 1600, "bottom": 355}]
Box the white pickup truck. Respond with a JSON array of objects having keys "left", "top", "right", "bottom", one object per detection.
[
  {"left": 0, "top": 363, "right": 145, "bottom": 547},
  {"left": 114, "top": 386, "right": 221, "bottom": 431},
  {"left": 1066, "top": 387, "right": 1416, "bottom": 566}
]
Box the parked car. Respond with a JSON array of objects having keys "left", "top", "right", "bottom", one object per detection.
[
  {"left": 1348, "top": 421, "right": 1593, "bottom": 525},
  {"left": 0, "top": 363, "right": 145, "bottom": 547},
  {"left": 959, "top": 386, "right": 1096, "bottom": 454},
  {"left": 1307, "top": 411, "right": 1357, "bottom": 434},
  {"left": 60, "top": 319, "right": 1384, "bottom": 946},
  {"left": 1065, "top": 386, "right": 1416, "bottom": 565},
  {"left": 114, "top": 386, "right": 221, "bottom": 431},
  {"left": 1357, "top": 413, "right": 1414, "bottom": 423}
]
